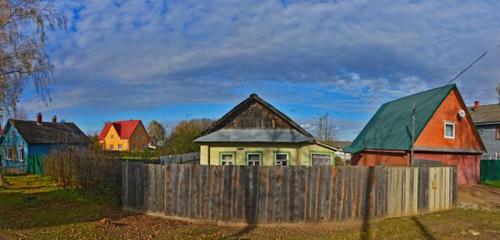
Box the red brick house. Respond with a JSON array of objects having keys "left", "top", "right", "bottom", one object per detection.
[{"left": 346, "top": 84, "right": 485, "bottom": 184}]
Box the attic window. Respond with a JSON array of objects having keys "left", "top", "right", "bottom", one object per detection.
[{"left": 444, "top": 122, "right": 455, "bottom": 139}]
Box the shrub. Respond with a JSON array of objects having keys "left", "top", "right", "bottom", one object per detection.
[{"left": 42, "top": 148, "right": 122, "bottom": 203}]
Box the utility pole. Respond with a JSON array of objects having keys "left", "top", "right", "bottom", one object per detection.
[{"left": 410, "top": 102, "right": 416, "bottom": 165}]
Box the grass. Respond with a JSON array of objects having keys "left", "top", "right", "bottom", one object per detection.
[
  {"left": 483, "top": 180, "right": 500, "bottom": 188},
  {"left": 1, "top": 175, "right": 500, "bottom": 239}
]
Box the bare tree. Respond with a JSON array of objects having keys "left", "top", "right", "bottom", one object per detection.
[
  {"left": 497, "top": 83, "right": 500, "bottom": 103},
  {"left": 0, "top": 0, "right": 65, "bottom": 186},
  {"left": 317, "top": 112, "right": 337, "bottom": 143},
  {"left": 147, "top": 120, "right": 166, "bottom": 145},
  {"left": 1, "top": 0, "right": 65, "bottom": 118},
  {"left": 12, "top": 105, "right": 27, "bottom": 119}
]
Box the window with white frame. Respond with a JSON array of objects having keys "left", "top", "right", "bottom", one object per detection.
[
  {"left": 275, "top": 153, "right": 289, "bottom": 166},
  {"left": 311, "top": 153, "right": 332, "bottom": 166},
  {"left": 495, "top": 152, "right": 500, "bottom": 160},
  {"left": 444, "top": 122, "right": 455, "bottom": 139},
  {"left": 117, "top": 144, "right": 123, "bottom": 150},
  {"left": 18, "top": 148, "right": 24, "bottom": 162},
  {"left": 220, "top": 153, "right": 235, "bottom": 165},
  {"left": 246, "top": 153, "right": 262, "bottom": 166}
]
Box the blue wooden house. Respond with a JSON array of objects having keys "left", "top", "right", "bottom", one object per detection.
[{"left": 0, "top": 114, "right": 89, "bottom": 174}]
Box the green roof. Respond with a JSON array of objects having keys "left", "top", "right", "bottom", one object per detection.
[{"left": 345, "top": 84, "right": 457, "bottom": 154}]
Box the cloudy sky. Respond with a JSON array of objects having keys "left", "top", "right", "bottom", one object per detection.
[{"left": 19, "top": 0, "right": 500, "bottom": 140}]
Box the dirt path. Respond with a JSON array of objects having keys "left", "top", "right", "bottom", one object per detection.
[{"left": 458, "top": 184, "right": 500, "bottom": 209}]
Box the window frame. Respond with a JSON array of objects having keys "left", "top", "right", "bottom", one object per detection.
[
  {"left": 18, "top": 147, "right": 24, "bottom": 162},
  {"left": 274, "top": 152, "right": 290, "bottom": 166},
  {"left": 109, "top": 144, "right": 114, "bottom": 150},
  {"left": 496, "top": 127, "right": 500, "bottom": 140},
  {"left": 310, "top": 152, "right": 333, "bottom": 166},
  {"left": 246, "top": 152, "right": 263, "bottom": 166},
  {"left": 7, "top": 147, "right": 16, "bottom": 161},
  {"left": 117, "top": 144, "right": 123, "bottom": 150},
  {"left": 220, "top": 152, "right": 236, "bottom": 166},
  {"left": 495, "top": 152, "right": 500, "bottom": 160},
  {"left": 444, "top": 121, "right": 455, "bottom": 139}
]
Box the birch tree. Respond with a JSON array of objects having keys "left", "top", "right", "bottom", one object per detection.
[{"left": 0, "top": 0, "right": 65, "bottom": 185}]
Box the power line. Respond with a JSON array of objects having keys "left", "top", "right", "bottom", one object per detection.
[
  {"left": 447, "top": 51, "right": 488, "bottom": 85},
  {"left": 447, "top": 44, "right": 500, "bottom": 85}
]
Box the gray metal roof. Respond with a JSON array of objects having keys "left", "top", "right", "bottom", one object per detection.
[
  {"left": 194, "top": 129, "right": 313, "bottom": 143},
  {"left": 4, "top": 119, "right": 90, "bottom": 144},
  {"left": 469, "top": 104, "right": 500, "bottom": 124}
]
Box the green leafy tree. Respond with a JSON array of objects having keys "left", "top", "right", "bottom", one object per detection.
[{"left": 166, "top": 119, "right": 213, "bottom": 154}]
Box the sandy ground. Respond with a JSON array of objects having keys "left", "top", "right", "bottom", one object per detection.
[{"left": 458, "top": 184, "right": 500, "bottom": 208}]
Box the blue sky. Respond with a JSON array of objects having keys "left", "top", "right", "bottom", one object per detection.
[{"left": 18, "top": 0, "right": 500, "bottom": 140}]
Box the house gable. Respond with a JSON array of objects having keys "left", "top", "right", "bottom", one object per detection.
[
  {"left": 1, "top": 122, "right": 28, "bottom": 148},
  {"left": 203, "top": 94, "right": 312, "bottom": 137},
  {"left": 129, "top": 121, "right": 149, "bottom": 151},
  {"left": 103, "top": 125, "right": 129, "bottom": 150},
  {"left": 415, "top": 88, "right": 484, "bottom": 152}
]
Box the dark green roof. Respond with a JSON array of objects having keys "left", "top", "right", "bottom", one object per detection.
[{"left": 345, "top": 84, "right": 457, "bottom": 154}]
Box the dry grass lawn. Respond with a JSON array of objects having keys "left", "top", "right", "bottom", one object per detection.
[{"left": 1, "top": 175, "right": 500, "bottom": 240}]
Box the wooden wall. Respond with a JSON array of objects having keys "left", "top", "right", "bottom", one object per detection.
[
  {"left": 122, "top": 162, "right": 456, "bottom": 224},
  {"left": 223, "top": 102, "right": 291, "bottom": 129}
]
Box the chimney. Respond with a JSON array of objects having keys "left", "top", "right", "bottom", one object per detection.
[
  {"left": 51, "top": 115, "right": 57, "bottom": 123},
  {"left": 36, "top": 112, "right": 42, "bottom": 124},
  {"left": 473, "top": 101, "right": 480, "bottom": 111}
]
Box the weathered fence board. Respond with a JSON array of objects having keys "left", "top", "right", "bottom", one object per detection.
[{"left": 122, "top": 162, "right": 457, "bottom": 224}]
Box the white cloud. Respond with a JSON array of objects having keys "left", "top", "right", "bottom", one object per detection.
[{"left": 20, "top": 0, "right": 500, "bottom": 139}]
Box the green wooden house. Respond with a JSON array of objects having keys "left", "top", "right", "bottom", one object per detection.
[{"left": 194, "top": 94, "right": 337, "bottom": 166}]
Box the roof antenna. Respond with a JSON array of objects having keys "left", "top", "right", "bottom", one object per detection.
[
  {"left": 447, "top": 44, "right": 500, "bottom": 85},
  {"left": 410, "top": 101, "right": 416, "bottom": 165}
]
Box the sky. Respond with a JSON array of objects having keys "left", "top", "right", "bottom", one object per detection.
[{"left": 18, "top": 0, "right": 500, "bottom": 140}]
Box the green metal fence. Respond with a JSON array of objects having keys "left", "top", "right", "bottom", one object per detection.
[{"left": 480, "top": 160, "right": 500, "bottom": 182}]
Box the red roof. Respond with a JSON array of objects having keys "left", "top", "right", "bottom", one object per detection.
[{"left": 98, "top": 120, "right": 143, "bottom": 140}]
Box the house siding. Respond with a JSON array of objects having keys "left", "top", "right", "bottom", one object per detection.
[
  {"left": 351, "top": 151, "right": 409, "bottom": 166},
  {"left": 129, "top": 123, "right": 149, "bottom": 152},
  {"left": 415, "top": 89, "right": 483, "bottom": 151},
  {"left": 199, "top": 142, "right": 336, "bottom": 166},
  {"left": 0, "top": 126, "right": 29, "bottom": 173},
  {"left": 413, "top": 152, "right": 480, "bottom": 185},
  {"left": 476, "top": 124, "right": 500, "bottom": 159}
]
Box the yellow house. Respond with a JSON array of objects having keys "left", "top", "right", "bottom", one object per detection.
[
  {"left": 98, "top": 120, "right": 149, "bottom": 152},
  {"left": 194, "top": 94, "right": 337, "bottom": 166}
]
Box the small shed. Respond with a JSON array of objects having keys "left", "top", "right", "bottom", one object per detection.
[{"left": 0, "top": 114, "right": 90, "bottom": 174}]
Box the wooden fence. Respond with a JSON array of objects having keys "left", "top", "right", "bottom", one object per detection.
[
  {"left": 159, "top": 152, "right": 200, "bottom": 165},
  {"left": 122, "top": 161, "right": 457, "bottom": 224}
]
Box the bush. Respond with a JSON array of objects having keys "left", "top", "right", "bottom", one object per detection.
[{"left": 42, "top": 148, "right": 122, "bottom": 203}]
